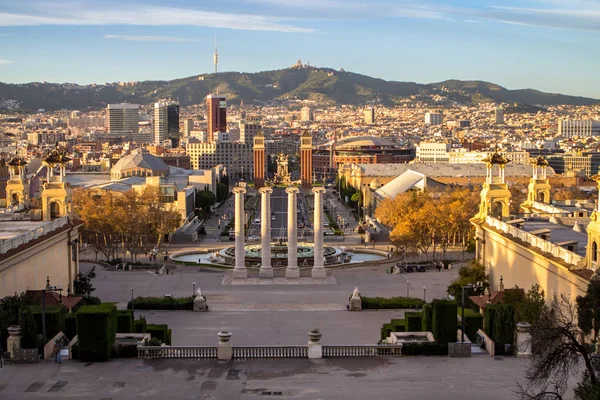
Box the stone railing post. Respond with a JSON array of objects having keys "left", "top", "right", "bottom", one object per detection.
[
  {"left": 6, "top": 325, "right": 21, "bottom": 358},
  {"left": 217, "top": 331, "right": 233, "bottom": 361},
  {"left": 7, "top": 325, "right": 22, "bottom": 358},
  {"left": 307, "top": 329, "right": 322, "bottom": 359},
  {"left": 516, "top": 322, "right": 532, "bottom": 357}
]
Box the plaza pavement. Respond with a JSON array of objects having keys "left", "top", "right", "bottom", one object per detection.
[
  {"left": 85, "top": 262, "right": 460, "bottom": 346},
  {"left": 0, "top": 356, "right": 535, "bottom": 400}
]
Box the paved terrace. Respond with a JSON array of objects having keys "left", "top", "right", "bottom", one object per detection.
[{"left": 0, "top": 357, "right": 537, "bottom": 400}]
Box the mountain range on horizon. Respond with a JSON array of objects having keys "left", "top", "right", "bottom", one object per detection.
[{"left": 0, "top": 65, "right": 598, "bottom": 112}]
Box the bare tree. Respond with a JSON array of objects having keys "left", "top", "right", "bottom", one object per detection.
[{"left": 517, "top": 295, "right": 600, "bottom": 400}]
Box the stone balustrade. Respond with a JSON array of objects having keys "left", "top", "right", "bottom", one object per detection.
[
  {"left": 137, "top": 346, "right": 218, "bottom": 359},
  {"left": 233, "top": 346, "right": 308, "bottom": 359},
  {"left": 322, "top": 345, "right": 402, "bottom": 357},
  {"left": 530, "top": 201, "right": 572, "bottom": 216},
  {"left": 0, "top": 216, "right": 69, "bottom": 254},
  {"left": 486, "top": 216, "right": 584, "bottom": 265}
]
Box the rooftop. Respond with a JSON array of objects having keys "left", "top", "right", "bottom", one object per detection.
[{"left": 349, "top": 163, "right": 556, "bottom": 178}]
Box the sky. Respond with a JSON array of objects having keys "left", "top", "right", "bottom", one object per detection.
[{"left": 0, "top": 0, "right": 599, "bottom": 98}]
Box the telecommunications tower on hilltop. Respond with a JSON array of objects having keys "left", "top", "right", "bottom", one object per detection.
[{"left": 213, "top": 35, "right": 218, "bottom": 73}]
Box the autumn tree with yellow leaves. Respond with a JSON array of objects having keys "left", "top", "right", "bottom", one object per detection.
[
  {"left": 73, "top": 187, "right": 181, "bottom": 262},
  {"left": 375, "top": 188, "right": 479, "bottom": 260}
]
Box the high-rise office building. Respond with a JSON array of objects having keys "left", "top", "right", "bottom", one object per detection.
[
  {"left": 107, "top": 103, "right": 140, "bottom": 133},
  {"left": 557, "top": 119, "right": 600, "bottom": 138},
  {"left": 240, "top": 122, "right": 261, "bottom": 144},
  {"left": 183, "top": 119, "right": 194, "bottom": 137},
  {"left": 301, "top": 106, "right": 313, "bottom": 122},
  {"left": 154, "top": 101, "right": 179, "bottom": 144},
  {"left": 206, "top": 95, "right": 227, "bottom": 143},
  {"left": 364, "top": 107, "right": 375, "bottom": 125},
  {"left": 495, "top": 107, "right": 504, "bottom": 124},
  {"left": 425, "top": 112, "right": 443, "bottom": 125}
]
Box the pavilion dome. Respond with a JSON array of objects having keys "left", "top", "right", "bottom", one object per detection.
[{"left": 111, "top": 149, "right": 169, "bottom": 180}]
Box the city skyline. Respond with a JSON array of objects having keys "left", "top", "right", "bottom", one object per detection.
[{"left": 0, "top": 0, "right": 599, "bottom": 98}]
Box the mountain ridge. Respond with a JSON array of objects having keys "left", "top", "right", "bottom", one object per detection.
[{"left": 0, "top": 66, "right": 597, "bottom": 111}]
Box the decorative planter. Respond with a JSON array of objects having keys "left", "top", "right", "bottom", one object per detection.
[
  {"left": 308, "top": 329, "right": 322, "bottom": 343},
  {"left": 218, "top": 331, "right": 232, "bottom": 344},
  {"left": 8, "top": 325, "right": 21, "bottom": 337}
]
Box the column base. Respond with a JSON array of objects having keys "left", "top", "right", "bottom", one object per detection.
[
  {"left": 311, "top": 267, "right": 326, "bottom": 278},
  {"left": 285, "top": 267, "right": 300, "bottom": 278},
  {"left": 232, "top": 268, "right": 247, "bottom": 279},
  {"left": 259, "top": 268, "right": 274, "bottom": 279}
]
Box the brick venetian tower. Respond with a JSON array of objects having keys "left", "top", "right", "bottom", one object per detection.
[{"left": 300, "top": 130, "right": 313, "bottom": 189}]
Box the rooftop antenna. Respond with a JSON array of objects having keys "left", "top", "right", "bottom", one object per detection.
[{"left": 213, "top": 34, "right": 218, "bottom": 74}]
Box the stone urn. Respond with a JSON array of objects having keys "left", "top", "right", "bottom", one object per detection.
[
  {"left": 7, "top": 325, "right": 21, "bottom": 337},
  {"left": 218, "top": 331, "right": 232, "bottom": 344},
  {"left": 308, "top": 329, "right": 322, "bottom": 343}
]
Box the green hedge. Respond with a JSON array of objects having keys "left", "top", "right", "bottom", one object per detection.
[
  {"left": 401, "top": 342, "right": 448, "bottom": 356},
  {"left": 493, "top": 304, "right": 515, "bottom": 346},
  {"left": 64, "top": 313, "right": 77, "bottom": 340},
  {"left": 116, "top": 310, "right": 133, "bottom": 333},
  {"left": 483, "top": 305, "right": 498, "bottom": 341},
  {"left": 361, "top": 296, "right": 425, "bottom": 310},
  {"left": 421, "top": 303, "right": 433, "bottom": 332},
  {"left": 147, "top": 324, "right": 170, "bottom": 345},
  {"left": 30, "top": 305, "right": 65, "bottom": 340},
  {"left": 458, "top": 309, "right": 483, "bottom": 342},
  {"left": 405, "top": 312, "right": 423, "bottom": 332},
  {"left": 432, "top": 300, "right": 458, "bottom": 345},
  {"left": 128, "top": 296, "right": 194, "bottom": 311},
  {"left": 76, "top": 304, "right": 117, "bottom": 362},
  {"left": 134, "top": 316, "right": 147, "bottom": 333}
]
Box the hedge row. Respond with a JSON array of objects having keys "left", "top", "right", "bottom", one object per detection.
[
  {"left": 421, "top": 303, "right": 433, "bottom": 332},
  {"left": 128, "top": 296, "right": 194, "bottom": 311},
  {"left": 362, "top": 296, "right": 425, "bottom": 310},
  {"left": 76, "top": 304, "right": 117, "bottom": 362},
  {"left": 405, "top": 312, "right": 422, "bottom": 332},
  {"left": 432, "top": 300, "right": 458, "bottom": 345},
  {"left": 401, "top": 342, "right": 448, "bottom": 356},
  {"left": 147, "top": 324, "right": 172, "bottom": 345},
  {"left": 116, "top": 310, "right": 134, "bottom": 333},
  {"left": 458, "top": 309, "right": 484, "bottom": 342},
  {"left": 30, "top": 305, "right": 65, "bottom": 340},
  {"left": 65, "top": 313, "right": 77, "bottom": 340}
]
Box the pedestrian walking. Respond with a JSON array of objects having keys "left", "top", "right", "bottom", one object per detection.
[{"left": 54, "top": 339, "right": 62, "bottom": 364}]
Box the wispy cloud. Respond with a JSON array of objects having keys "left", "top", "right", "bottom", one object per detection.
[
  {"left": 0, "top": 33, "right": 11, "bottom": 36},
  {"left": 0, "top": 60, "right": 10, "bottom": 64},
  {"left": 0, "top": 1, "right": 314, "bottom": 33},
  {"left": 244, "top": 0, "right": 600, "bottom": 32},
  {"left": 103, "top": 35, "right": 201, "bottom": 42}
]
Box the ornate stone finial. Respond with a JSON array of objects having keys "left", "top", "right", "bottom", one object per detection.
[
  {"left": 531, "top": 155, "right": 549, "bottom": 167},
  {"left": 483, "top": 151, "right": 510, "bottom": 166},
  {"left": 352, "top": 287, "right": 361, "bottom": 299},
  {"left": 196, "top": 289, "right": 202, "bottom": 297},
  {"left": 46, "top": 276, "right": 51, "bottom": 289},
  {"left": 499, "top": 275, "right": 504, "bottom": 291}
]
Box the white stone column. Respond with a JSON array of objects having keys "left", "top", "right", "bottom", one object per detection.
[
  {"left": 286, "top": 187, "right": 300, "bottom": 278},
  {"left": 232, "top": 186, "right": 247, "bottom": 279},
  {"left": 259, "top": 187, "right": 273, "bottom": 278},
  {"left": 312, "top": 187, "right": 327, "bottom": 278}
]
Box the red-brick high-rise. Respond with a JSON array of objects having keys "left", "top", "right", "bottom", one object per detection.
[{"left": 206, "top": 94, "right": 227, "bottom": 143}]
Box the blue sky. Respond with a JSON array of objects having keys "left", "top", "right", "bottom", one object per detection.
[{"left": 0, "top": 0, "right": 599, "bottom": 98}]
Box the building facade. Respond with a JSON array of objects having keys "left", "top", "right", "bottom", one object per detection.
[
  {"left": 206, "top": 95, "right": 227, "bottom": 143},
  {"left": 186, "top": 141, "right": 253, "bottom": 179},
  {"left": 558, "top": 119, "right": 600, "bottom": 138},
  {"left": 107, "top": 103, "right": 140, "bottom": 134}
]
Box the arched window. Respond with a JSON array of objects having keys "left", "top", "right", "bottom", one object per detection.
[{"left": 593, "top": 241, "right": 598, "bottom": 262}]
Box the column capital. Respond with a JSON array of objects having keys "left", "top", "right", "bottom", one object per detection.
[
  {"left": 285, "top": 186, "right": 300, "bottom": 194},
  {"left": 312, "top": 187, "right": 326, "bottom": 194},
  {"left": 258, "top": 187, "right": 273, "bottom": 194},
  {"left": 232, "top": 186, "right": 247, "bottom": 195}
]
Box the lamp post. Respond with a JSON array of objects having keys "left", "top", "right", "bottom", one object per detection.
[
  {"left": 406, "top": 281, "right": 410, "bottom": 298},
  {"left": 193, "top": 282, "right": 196, "bottom": 297},
  {"left": 423, "top": 286, "right": 426, "bottom": 303}
]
